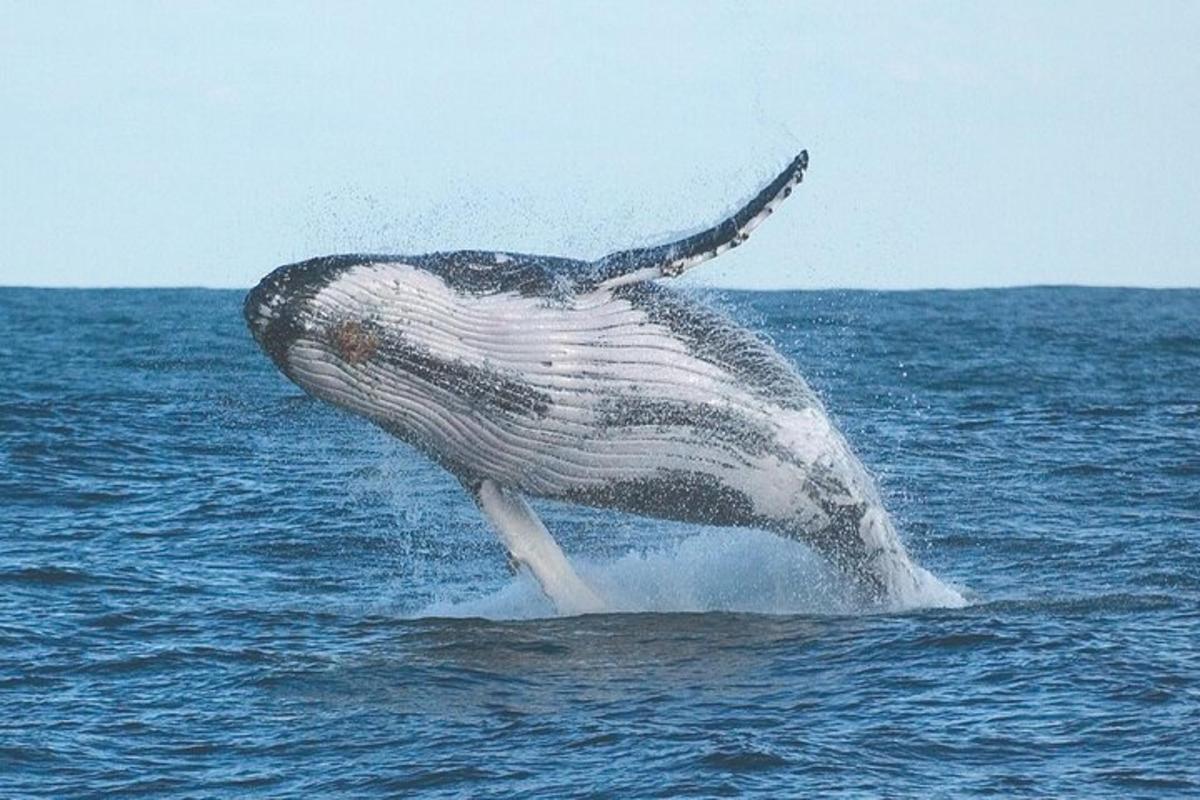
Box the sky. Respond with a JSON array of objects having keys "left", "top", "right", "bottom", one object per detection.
[{"left": 1, "top": 1, "right": 1197, "bottom": 290}]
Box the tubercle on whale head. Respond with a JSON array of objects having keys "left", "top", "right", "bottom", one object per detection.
[{"left": 245, "top": 258, "right": 332, "bottom": 369}]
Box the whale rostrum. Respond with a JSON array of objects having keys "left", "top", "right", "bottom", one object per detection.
[{"left": 245, "top": 152, "right": 961, "bottom": 612}]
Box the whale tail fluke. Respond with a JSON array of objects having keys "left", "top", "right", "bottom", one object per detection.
[{"left": 594, "top": 151, "right": 808, "bottom": 289}]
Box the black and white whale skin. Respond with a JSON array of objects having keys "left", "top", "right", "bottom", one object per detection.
[{"left": 246, "top": 153, "right": 960, "bottom": 612}]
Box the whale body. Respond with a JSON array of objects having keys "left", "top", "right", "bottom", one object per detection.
[{"left": 245, "top": 152, "right": 960, "bottom": 612}]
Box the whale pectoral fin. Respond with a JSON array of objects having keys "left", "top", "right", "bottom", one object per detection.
[
  {"left": 593, "top": 151, "right": 808, "bottom": 289},
  {"left": 469, "top": 479, "right": 606, "bottom": 615}
]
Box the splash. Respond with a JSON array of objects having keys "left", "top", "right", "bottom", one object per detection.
[{"left": 418, "top": 528, "right": 967, "bottom": 620}]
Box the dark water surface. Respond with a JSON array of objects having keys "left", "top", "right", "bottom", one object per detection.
[{"left": 2, "top": 287, "right": 1198, "bottom": 797}]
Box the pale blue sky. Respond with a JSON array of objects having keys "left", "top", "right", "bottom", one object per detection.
[{"left": 2, "top": 1, "right": 1197, "bottom": 289}]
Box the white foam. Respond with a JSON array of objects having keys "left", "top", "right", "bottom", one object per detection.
[{"left": 417, "top": 528, "right": 967, "bottom": 620}]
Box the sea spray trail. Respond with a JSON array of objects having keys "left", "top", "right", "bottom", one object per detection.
[{"left": 1, "top": 286, "right": 1198, "bottom": 798}]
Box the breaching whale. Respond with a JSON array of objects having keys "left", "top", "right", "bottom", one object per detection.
[{"left": 245, "top": 152, "right": 960, "bottom": 613}]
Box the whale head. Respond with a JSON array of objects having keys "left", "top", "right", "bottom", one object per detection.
[
  {"left": 245, "top": 256, "right": 354, "bottom": 373},
  {"left": 245, "top": 254, "right": 555, "bottom": 456}
]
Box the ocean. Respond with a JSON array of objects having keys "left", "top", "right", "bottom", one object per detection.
[{"left": 1, "top": 286, "right": 1197, "bottom": 797}]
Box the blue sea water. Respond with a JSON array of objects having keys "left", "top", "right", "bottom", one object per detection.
[{"left": 1, "top": 285, "right": 1198, "bottom": 797}]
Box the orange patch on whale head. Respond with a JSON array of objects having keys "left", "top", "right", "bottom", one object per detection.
[{"left": 330, "top": 321, "right": 378, "bottom": 364}]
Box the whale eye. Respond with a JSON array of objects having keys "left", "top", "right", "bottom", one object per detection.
[{"left": 329, "top": 320, "right": 378, "bottom": 364}]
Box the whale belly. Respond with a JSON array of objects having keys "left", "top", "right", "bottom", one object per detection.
[
  {"left": 290, "top": 264, "right": 871, "bottom": 538},
  {"left": 368, "top": 277, "right": 858, "bottom": 531}
]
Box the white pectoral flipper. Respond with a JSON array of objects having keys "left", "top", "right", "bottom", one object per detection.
[
  {"left": 594, "top": 150, "right": 808, "bottom": 289},
  {"left": 471, "top": 479, "right": 606, "bottom": 615}
]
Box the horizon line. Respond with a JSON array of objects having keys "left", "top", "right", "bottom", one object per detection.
[{"left": 1, "top": 282, "right": 1197, "bottom": 293}]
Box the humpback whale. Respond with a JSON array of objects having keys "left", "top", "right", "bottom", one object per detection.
[{"left": 245, "top": 152, "right": 960, "bottom": 613}]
